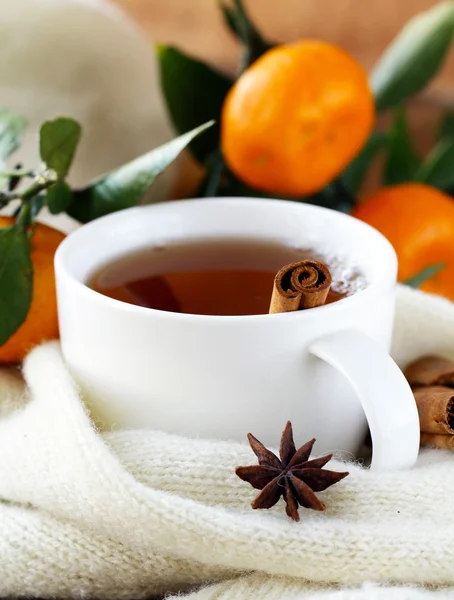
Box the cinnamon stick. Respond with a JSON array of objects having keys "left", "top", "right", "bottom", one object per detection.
[
  {"left": 269, "top": 260, "right": 332, "bottom": 314},
  {"left": 420, "top": 433, "right": 454, "bottom": 451},
  {"left": 413, "top": 386, "right": 454, "bottom": 435},
  {"left": 404, "top": 356, "right": 454, "bottom": 388}
]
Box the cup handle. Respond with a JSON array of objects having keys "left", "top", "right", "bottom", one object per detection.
[{"left": 309, "top": 329, "right": 420, "bottom": 470}]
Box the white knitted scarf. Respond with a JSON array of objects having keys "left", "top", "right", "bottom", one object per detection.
[{"left": 1, "top": 285, "right": 454, "bottom": 600}]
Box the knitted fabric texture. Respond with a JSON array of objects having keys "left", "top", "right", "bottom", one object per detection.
[{"left": 1, "top": 285, "right": 454, "bottom": 599}]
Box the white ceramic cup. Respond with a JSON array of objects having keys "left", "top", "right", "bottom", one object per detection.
[{"left": 55, "top": 198, "right": 420, "bottom": 470}]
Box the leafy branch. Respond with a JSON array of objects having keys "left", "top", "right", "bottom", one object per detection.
[{"left": 0, "top": 112, "right": 214, "bottom": 346}]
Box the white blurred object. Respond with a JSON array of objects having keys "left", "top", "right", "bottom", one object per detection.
[{"left": 0, "top": 0, "right": 173, "bottom": 210}]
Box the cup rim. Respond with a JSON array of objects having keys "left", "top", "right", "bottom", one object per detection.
[{"left": 55, "top": 197, "right": 397, "bottom": 323}]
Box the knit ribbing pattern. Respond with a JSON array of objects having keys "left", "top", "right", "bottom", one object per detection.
[{"left": 0, "top": 285, "right": 453, "bottom": 599}]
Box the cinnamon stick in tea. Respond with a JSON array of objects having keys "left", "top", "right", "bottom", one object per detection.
[
  {"left": 404, "top": 356, "right": 454, "bottom": 388},
  {"left": 413, "top": 386, "right": 454, "bottom": 435},
  {"left": 269, "top": 260, "right": 332, "bottom": 314},
  {"left": 420, "top": 433, "right": 454, "bottom": 451}
]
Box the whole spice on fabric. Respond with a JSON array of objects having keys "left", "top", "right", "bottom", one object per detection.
[{"left": 235, "top": 421, "right": 349, "bottom": 521}]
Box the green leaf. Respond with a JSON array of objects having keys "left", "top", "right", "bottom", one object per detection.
[
  {"left": 342, "top": 131, "right": 386, "bottom": 193},
  {"left": 0, "top": 107, "right": 27, "bottom": 160},
  {"left": 39, "top": 117, "right": 82, "bottom": 178},
  {"left": 46, "top": 181, "right": 73, "bottom": 214},
  {"left": 219, "top": 3, "right": 238, "bottom": 37},
  {"left": 67, "top": 121, "right": 214, "bottom": 223},
  {"left": 384, "top": 106, "right": 421, "bottom": 185},
  {"left": 219, "top": 0, "right": 273, "bottom": 70},
  {"left": 415, "top": 139, "right": 454, "bottom": 189},
  {"left": 0, "top": 226, "right": 33, "bottom": 345},
  {"left": 371, "top": 1, "right": 454, "bottom": 111},
  {"left": 437, "top": 111, "right": 454, "bottom": 140},
  {"left": 403, "top": 263, "right": 446, "bottom": 288},
  {"left": 157, "top": 45, "right": 232, "bottom": 163},
  {"left": 31, "top": 195, "right": 45, "bottom": 219}
]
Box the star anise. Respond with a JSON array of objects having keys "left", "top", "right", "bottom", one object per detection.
[{"left": 235, "top": 421, "right": 349, "bottom": 521}]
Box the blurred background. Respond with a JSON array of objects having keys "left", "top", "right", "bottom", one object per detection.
[{"left": 2, "top": 0, "right": 450, "bottom": 201}]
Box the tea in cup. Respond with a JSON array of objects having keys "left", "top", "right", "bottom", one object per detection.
[{"left": 55, "top": 198, "right": 419, "bottom": 470}]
